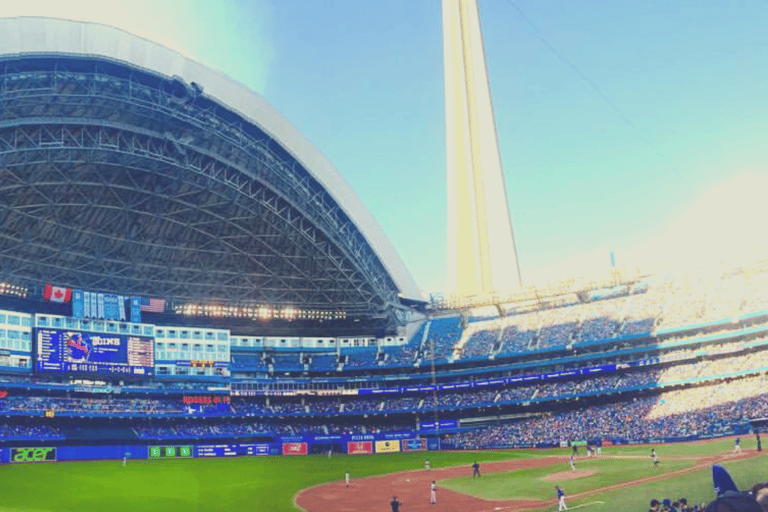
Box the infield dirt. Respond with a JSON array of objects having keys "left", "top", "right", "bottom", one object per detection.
[{"left": 542, "top": 469, "right": 598, "bottom": 482}]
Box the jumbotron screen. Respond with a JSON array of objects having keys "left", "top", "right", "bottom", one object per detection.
[{"left": 36, "top": 328, "right": 154, "bottom": 376}]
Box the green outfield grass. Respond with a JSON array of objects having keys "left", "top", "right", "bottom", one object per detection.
[
  {"left": 0, "top": 439, "right": 762, "bottom": 512},
  {"left": 439, "top": 457, "right": 696, "bottom": 501},
  {"left": 562, "top": 453, "right": 768, "bottom": 512},
  {"left": 0, "top": 450, "right": 531, "bottom": 512}
]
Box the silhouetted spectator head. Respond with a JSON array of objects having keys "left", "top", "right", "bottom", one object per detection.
[{"left": 704, "top": 492, "right": 763, "bottom": 512}]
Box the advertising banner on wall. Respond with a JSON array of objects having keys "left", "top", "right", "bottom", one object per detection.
[
  {"left": 10, "top": 447, "right": 57, "bottom": 463},
  {"left": 346, "top": 441, "right": 373, "bottom": 455},
  {"left": 149, "top": 446, "right": 192, "bottom": 458},
  {"left": 401, "top": 438, "right": 427, "bottom": 452},
  {"left": 419, "top": 420, "right": 458, "bottom": 431},
  {"left": 282, "top": 442, "right": 308, "bottom": 456},
  {"left": 375, "top": 440, "right": 401, "bottom": 453}
]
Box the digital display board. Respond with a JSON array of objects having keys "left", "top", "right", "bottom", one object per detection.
[
  {"left": 11, "top": 447, "right": 57, "bottom": 463},
  {"left": 36, "top": 329, "right": 153, "bottom": 376},
  {"left": 149, "top": 446, "right": 192, "bottom": 458},
  {"left": 195, "top": 443, "right": 270, "bottom": 457},
  {"left": 182, "top": 396, "right": 230, "bottom": 405},
  {"left": 402, "top": 438, "right": 427, "bottom": 451}
]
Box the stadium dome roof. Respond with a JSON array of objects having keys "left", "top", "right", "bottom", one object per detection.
[{"left": 0, "top": 17, "right": 423, "bottom": 319}]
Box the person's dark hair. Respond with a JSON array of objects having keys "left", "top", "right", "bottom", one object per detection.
[
  {"left": 704, "top": 491, "right": 763, "bottom": 512},
  {"left": 651, "top": 499, "right": 661, "bottom": 507}
]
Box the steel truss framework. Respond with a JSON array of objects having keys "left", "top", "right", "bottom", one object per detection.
[{"left": 0, "top": 57, "right": 401, "bottom": 318}]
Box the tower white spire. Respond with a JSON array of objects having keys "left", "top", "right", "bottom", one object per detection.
[{"left": 443, "top": 0, "right": 521, "bottom": 296}]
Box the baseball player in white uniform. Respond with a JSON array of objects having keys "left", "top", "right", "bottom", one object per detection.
[
  {"left": 430, "top": 481, "right": 437, "bottom": 504},
  {"left": 345, "top": 471, "right": 350, "bottom": 487},
  {"left": 569, "top": 454, "right": 576, "bottom": 472},
  {"left": 556, "top": 486, "right": 567, "bottom": 511}
]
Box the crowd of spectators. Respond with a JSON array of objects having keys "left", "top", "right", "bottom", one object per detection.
[
  {"left": 0, "top": 423, "right": 63, "bottom": 439},
  {"left": 224, "top": 266, "right": 768, "bottom": 373},
  {"left": 380, "top": 395, "right": 420, "bottom": 411},
  {"left": 535, "top": 375, "right": 618, "bottom": 399},
  {"left": 460, "top": 327, "right": 499, "bottom": 359},
  {"left": 577, "top": 299, "right": 622, "bottom": 341},
  {"left": 656, "top": 269, "right": 768, "bottom": 329},
  {"left": 135, "top": 420, "right": 297, "bottom": 438},
  {"left": 537, "top": 308, "right": 579, "bottom": 349},
  {"left": 382, "top": 344, "right": 417, "bottom": 366},
  {"left": 134, "top": 425, "right": 178, "bottom": 437},
  {"left": 450, "top": 267, "right": 768, "bottom": 362},
  {"left": 422, "top": 316, "right": 463, "bottom": 362},
  {"left": 445, "top": 374, "right": 768, "bottom": 449},
  {"left": 3, "top": 345, "right": 768, "bottom": 420},
  {"left": 620, "top": 282, "right": 667, "bottom": 335},
  {"left": 343, "top": 396, "right": 383, "bottom": 413},
  {"left": 422, "top": 389, "right": 497, "bottom": 409},
  {"left": 0, "top": 396, "right": 186, "bottom": 414},
  {"left": 267, "top": 400, "right": 306, "bottom": 414},
  {"left": 497, "top": 314, "right": 536, "bottom": 354}
]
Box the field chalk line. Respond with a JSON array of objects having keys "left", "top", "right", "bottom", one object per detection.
[
  {"left": 569, "top": 500, "right": 605, "bottom": 510},
  {"left": 480, "top": 502, "right": 604, "bottom": 512}
]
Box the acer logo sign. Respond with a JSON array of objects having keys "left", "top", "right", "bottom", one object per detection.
[{"left": 11, "top": 447, "right": 56, "bottom": 463}]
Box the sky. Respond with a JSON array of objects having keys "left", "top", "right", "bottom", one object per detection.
[{"left": 3, "top": 0, "right": 768, "bottom": 295}]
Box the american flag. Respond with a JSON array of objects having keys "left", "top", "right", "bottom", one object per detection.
[{"left": 140, "top": 297, "right": 165, "bottom": 313}]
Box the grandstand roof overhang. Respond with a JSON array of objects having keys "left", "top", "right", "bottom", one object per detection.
[{"left": 0, "top": 17, "right": 424, "bottom": 319}]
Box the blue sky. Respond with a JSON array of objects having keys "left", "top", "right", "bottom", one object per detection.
[{"left": 4, "top": 0, "right": 768, "bottom": 294}]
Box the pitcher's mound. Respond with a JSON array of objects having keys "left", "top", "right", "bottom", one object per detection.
[{"left": 543, "top": 470, "right": 598, "bottom": 482}]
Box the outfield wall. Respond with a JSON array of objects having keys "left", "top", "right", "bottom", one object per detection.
[
  {"left": 0, "top": 428, "right": 749, "bottom": 463},
  {"left": 0, "top": 432, "right": 433, "bottom": 463}
]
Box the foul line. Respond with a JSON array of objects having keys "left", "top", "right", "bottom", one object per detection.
[{"left": 479, "top": 501, "right": 604, "bottom": 512}]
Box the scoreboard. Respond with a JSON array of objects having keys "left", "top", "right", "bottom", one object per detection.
[
  {"left": 36, "top": 328, "right": 154, "bottom": 376},
  {"left": 195, "top": 443, "right": 270, "bottom": 457},
  {"left": 149, "top": 446, "right": 192, "bottom": 458}
]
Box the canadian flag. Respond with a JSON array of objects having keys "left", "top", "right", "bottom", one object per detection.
[{"left": 43, "top": 284, "right": 72, "bottom": 303}]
